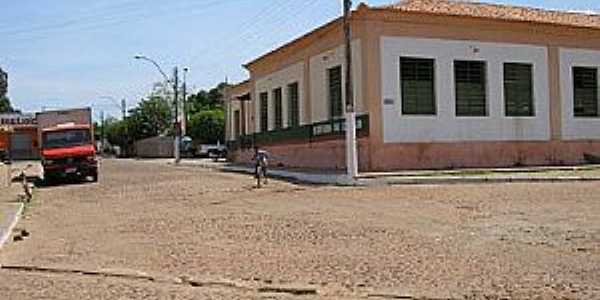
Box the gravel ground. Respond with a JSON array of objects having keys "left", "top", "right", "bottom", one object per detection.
[{"left": 0, "top": 159, "right": 598, "bottom": 299}]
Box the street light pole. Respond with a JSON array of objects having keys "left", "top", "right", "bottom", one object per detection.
[
  {"left": 134, "top": 55, "right": 170, "bottom": 83},
  {"left": 100, "top": 110, "right": 105, "bottom": 155},
  {"left": 134, "top": 55, "right": 181, "bottom": 164},
  {"left": 182, "top": 67, "right": 189, "bottom": 137},
  {"left": 173, "top": 67, "right": 181, "bottom": 164},
  {"left": 121, "top": 99, "right": 126, "bottom": 120},
  {"left": 343, "top": 0, "right": 358, "bottom": 179},
  {"left": 99, "top": 96, "right": 126, "bottom": 120}
]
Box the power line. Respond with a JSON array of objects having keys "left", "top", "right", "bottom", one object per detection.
[
  {"left": 188, "top": 0, "right": 335, "bottom": 91},
  {"left": 5, "top": 0, "right": 342, "bottom": 107},
  {"left": 191, "top": 0, "right": 334, "bottom": 81},
  {"left": 186, "top": 0, "right": 290, "bottom": 63},
  {"left": 2, "top": 0, "right": 251, "bottom": 40}
]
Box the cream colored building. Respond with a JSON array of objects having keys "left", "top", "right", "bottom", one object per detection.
[{"left": 225, "top": 0, "right": 600, "bottom": 171}]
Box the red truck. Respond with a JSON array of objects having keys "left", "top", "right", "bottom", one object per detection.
[{"left": 36, "top": 108, "right": 98, "bottom": 182}]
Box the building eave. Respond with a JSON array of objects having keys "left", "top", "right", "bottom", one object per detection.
[{"left": 243, "top": 17, "right": 343, "bottom": 71}]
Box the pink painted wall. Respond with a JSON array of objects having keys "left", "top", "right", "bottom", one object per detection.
[
  {"left": 231, "top": 139, "right": 600, "bottom": 172},
  {"left": 370, "top": 141, "right": 600, "bottom": 171},
  {"left": 231, "top": 138, "right": 371, "bottom": 172}
]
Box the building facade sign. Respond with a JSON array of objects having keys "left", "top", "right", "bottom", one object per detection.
[{"left": 0, "top": 114, "right": 37, "bottom": 127}]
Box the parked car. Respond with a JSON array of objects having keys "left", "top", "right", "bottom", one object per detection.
[
  {"left": 195, "top": 144, "right": 227, "bottom": 160},
  {"left": 208, "top": 145, "right": 227, "bottom": 161},
  {"left": 180, "top": 136, "right": 195, "bottom": 158}
]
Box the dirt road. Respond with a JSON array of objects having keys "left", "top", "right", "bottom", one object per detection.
[{"left": 0, "top": 159, "right": 598, "bottom": 299}]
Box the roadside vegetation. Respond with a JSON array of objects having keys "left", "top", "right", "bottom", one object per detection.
[{"left": 98, "top": 82, "right": 227, "bottom": 156}]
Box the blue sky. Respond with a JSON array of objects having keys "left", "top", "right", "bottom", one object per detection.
[{"left": 1, "top": 0, "right": 598, "bottom": 117}]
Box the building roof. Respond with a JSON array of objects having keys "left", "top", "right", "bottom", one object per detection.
[
  {"left": 225, "top": 79, "right": 252, "bottom": 102},
  {"left": 378, "top": 0, "right": 600, "bottom": 30},
  {"left": 244, "top": 0, "right": 600, "bottom": 71}
]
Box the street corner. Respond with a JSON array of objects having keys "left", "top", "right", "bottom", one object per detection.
[{"left": 0, "top": 202, "right": 24, "bottom": 249}]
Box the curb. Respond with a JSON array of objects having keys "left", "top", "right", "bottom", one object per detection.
[
  {"left": 169, "top": 161, "right": 600, "bottom": 186},
  {"left": 364, "top": 176, "right": 600, "bottom": 186},
  {"left": 0, "top": 202, "right": 24, "bottom": 249},
  {"left": 174, "top": 162, "right": 342, "bottom": 185}
]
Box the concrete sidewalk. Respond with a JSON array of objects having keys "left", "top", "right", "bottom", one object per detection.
[
  {"left": 166, "top": 159, "right": 344, "bottom": 185},
  {"left": 159, "top": 158, "right": 600, "bottom": 186},
  {"left": 0, "top": 161, "right": 37, "bottom": 249},
  {"left": 0, "top": 185, "right": 24, "bottom": 249}
]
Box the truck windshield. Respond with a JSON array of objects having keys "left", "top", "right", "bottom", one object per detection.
[{"left": 43, "top": 129, "right": 91, "bottom": 149}]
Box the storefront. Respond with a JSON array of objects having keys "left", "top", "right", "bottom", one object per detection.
[{"left": 0, "top": 113, "right": 39, "bottom": 160}]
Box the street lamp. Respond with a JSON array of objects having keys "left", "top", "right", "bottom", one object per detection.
[
  {"left": 134, "top": 55, "right": 170, "bottom": 83},
  {"left": 99, "top": 96, "right": 126, "bottom": 120},
  {"left": 134, "top": 54, "right": 181, "bottom": 164}
]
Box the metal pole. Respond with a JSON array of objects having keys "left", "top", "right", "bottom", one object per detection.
[
  {"left": 173, "top": 67, "right": 181, "bottom": 164},
  {"left": 121, "top": 98, "right": 127, "bottom": 157},
  {"left": 100, "top": 110, "right": 105, "bottom": 155},
  {"left": 343, "top": 0, "right": 358, "bottom": 179},
  {"left": 182, "top": 68, "right": 188, "bottom": 136},
  {"left": 121, "top": 98, "right": 126, "bottom": 120}
]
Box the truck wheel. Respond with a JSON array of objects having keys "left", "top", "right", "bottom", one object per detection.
[
  {"left": 43, "top": 176, "right": 53, "bottom": 186},
  {"left": 43, "top": 171, "right": 54, "bottom": 186},
  {"left": 90, "top": 170, "right": 98, "bottom": 182}
]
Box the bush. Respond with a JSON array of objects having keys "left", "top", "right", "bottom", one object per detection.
[{"left": 188, "top": 109, "right": 224, "bottom": 144}]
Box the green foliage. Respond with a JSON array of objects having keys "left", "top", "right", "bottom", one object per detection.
[
  {"left": 184, "top": 82, "right": 228, "bottom": 144},
  {"left": 0, "top": 67, "right": 14, "bottom": 113},
  {"left": 0, "top": 96, "right": 14, "bottom": 113},
  {"left": 127, "top": 95, "right": 173, "bottom": 140},
  {"left": 187, "top": 82, "right": 229, "bottom": 114},
  {"left": 188, "top": 109, "right": 224, "bottom": 144},
  {"left": 98, "top": 95, "right": 172, "bottom": 156},
  {"left": 105, "top": 120, "right": 129, "bottom": 148},
  {"left": 100, "top": 82, "right": 228, "bottom": 156}
]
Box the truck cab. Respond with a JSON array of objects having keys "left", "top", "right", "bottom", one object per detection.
[{"left": 40, "top": 122, "right": 98, "bottom": 182}]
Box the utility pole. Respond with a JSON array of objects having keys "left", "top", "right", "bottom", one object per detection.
[
  {"left": 182, "top": 68, "right": 189, "bottom": 137},
  {"left": 343, "top": 0, "right": 358, "bottom": 179},
  {"left": 121, "top": 98, "right": 128, "bottom": 157},
  {"left": 173, "top": 67, "right": 181, "bottom": 164},
  {"left": 100, "top": 110, "right": 105, "bottom": 155},
  {"left": 133, "top": 55, "right": 180, "bottom": 161},
  {"left": 121, "top": 98, "right": 127, "bottom": 120}
]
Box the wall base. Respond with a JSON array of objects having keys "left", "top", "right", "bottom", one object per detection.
[
  {"left": 231, "top": 138, "right": 370, "bottom": 172},
  {"left": 371, "top": 140, "right": 600, "bottom": 171},
  {"left": 232, "top": 139, "right": 600, "bottom": 172}
]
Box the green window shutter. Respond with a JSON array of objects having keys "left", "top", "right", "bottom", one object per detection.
[
  {"left": 504, "top": 63, "right": 534, "bottom": 117},
  {"left": 573, "top": 67, "right": 599, "bottom": 117},
  {"left": 455, "top": 60, "right": 487, "bottom": 117},
  {"left": 273, "top": 88, "right": 283, "bottom": 129},
  {"left": 287, "top": 82, "right": 300, "bottom": 127},
  {"left": 328, "top": 66, "right": 343, "bottom": 119},
  {"left": 400, "top": 57, "right": 436, "bottom": 115},
  {"left": 260, "top": 92, "right": 268, "bottom": 132}
]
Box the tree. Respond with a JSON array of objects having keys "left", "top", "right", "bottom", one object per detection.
[
  {"left": 184, "top": 82, "right": 228, "bottom": 145},
  {"left": 105, "top": 119, "right": 129, "bottom": 148},
  {"left": 0, "top": 67, "right": 15, "bottom": 113},
  {"left": 0, "top": 96, "right": 13, "bottom": 113},
  {"left": 127, "top": 95, "right": 173, "bottom": 141},
  {"left": 0, "top": 67, "right": 7, "bottom": 98},
  {"left": 188, "top": 109, "right": 224, "bottom": 144},
  {"left": 101, "top": 81, "right": 227, "bottom": 155},
  {"left": 187, "top": 82, "right": 229, "bottom": 115}
]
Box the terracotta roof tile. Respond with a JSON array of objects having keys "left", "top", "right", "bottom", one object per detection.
[{"left": 378, "top": 0, "right": 600, "bottom": 29}]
